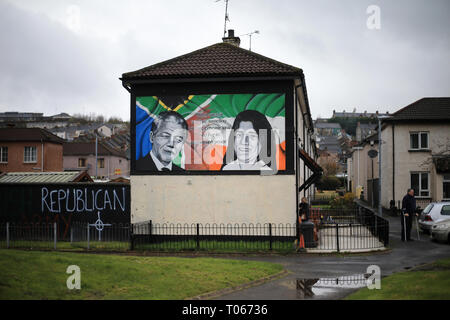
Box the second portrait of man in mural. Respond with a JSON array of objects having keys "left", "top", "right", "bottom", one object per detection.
[{"left": 221, "top": 110, "right": 276, "bottom": 171}]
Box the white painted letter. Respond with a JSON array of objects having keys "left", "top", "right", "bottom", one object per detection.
[
  {"left": 367, "top": 5, "right": 381, "bottom": 30},
  {"left": 366, "top": 265, "right": 381, "bottom": 289},
  {"left": 66, "top": 265, "right": 81, "bottom": 289}
]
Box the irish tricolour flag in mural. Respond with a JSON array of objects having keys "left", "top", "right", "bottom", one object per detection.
[{"left": 135, "top": 93, "right": 286, "bottom": 171}]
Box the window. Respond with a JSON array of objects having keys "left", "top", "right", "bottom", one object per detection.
[
  {"left": 0, "top": 146, "right": 7, "bottom": 163},
  {"left": 24, "top": 146, "right": 37, "bottom": 163},
  {"left": 441, "top": 205, "right": 450, "bottom": 216},
  {"left": 444, "top": 174, "right": 450, "bottom": 200},
  {"left": 97, "top": 158, "right": 105, "bottom": 168},
  {"left": 422, "top": 203, "right": 434, "bottom": 214},
  {"left": 78, "top": 158, "right": 86, "bottom": 167},
  {"left": 411, "top": 172, "right": 429, "bottom": 197},
  {"left": 410, "top": 132, "right": 429, "bottom": 150}
]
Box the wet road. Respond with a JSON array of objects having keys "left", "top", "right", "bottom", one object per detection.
[{"left": 215, "top": 214, "right": 450, "bottom": 300}]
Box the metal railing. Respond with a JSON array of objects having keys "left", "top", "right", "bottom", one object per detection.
[
  {"left": 306, "top": 208, "right": 389, "bottom": 252},
  {"left": 0, "top": 209, "right": 389, "bottom": 253},
  {"left": 131, "top": 222, "right": 297, "bottom": 252},
  {"left": 0, "top": 222, "right": 131, "bottom": 251}
]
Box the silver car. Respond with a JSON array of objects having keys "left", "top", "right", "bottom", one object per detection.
[
  {"left": 418, "top": 202, "right": 450, "bottom": 233},
  {"left": 431, "top": 219, "right": 450, "bottom": 244}
]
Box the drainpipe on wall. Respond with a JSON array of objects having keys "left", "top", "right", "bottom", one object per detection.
[
  {"left": 377, "top": 116, "right": 386, "bottom": 217},
  {"left": 95, "top": 134, "right": 98, "bottom": 178},
  {"left": 295, "top": 84, "right": 301, "bottom": 225},
  {"left": 378, "top": 117, "right": 382, "bottom": 216},
  {"left": 392, "top": 124, "right": 395, "bottom": 205},
  {"left": 41, "top": 139, "right": 44, "bottom": 172},
  {"left": 303, "top": 113, "right": 307, "bottom": 198}
]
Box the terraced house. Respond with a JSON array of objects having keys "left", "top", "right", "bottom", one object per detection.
[
  {"left": 380, "top": 97, "right": 450, "bottom": 209},
  {"left": 0, "top": 128, "right": 64, "bottom": 173}
]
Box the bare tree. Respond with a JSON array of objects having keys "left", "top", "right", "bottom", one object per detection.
[{"left": 419, "top": 136, "right": 450, "bottom": 170}]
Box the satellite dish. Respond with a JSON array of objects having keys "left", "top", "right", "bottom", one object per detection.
[{"left": 368, "top": 149, "right": 378, "bottom": 158}]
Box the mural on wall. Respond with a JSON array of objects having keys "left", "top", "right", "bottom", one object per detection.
[{"left": 135, "top": 93, "right": 286, "bottom": 173}]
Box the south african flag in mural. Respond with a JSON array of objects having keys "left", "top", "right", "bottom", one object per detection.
[{"left": 135, "top": 93, "right": 286, "bottom": 172}]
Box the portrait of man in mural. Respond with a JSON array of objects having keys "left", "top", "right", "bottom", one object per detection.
[
  {"left": 221, "top": 110, "right": 276, "bottom": 171},
  {"left": 135, "top": 111, "right": 188, "bottom": 171}
]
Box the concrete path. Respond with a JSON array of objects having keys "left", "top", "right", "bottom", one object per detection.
[
  {"left": 307, "top": 224, "right": 385, "bottom": 253},
  {"left": 215, "top": 214, "right": 450, "bottom": 300}
]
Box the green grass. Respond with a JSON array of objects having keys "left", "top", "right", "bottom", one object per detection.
[
  {"left": 346, "top": 257, "right": 450, "bottom": 300},
  {"left": 135, "top": 240, "right": 295, "bottom": 253},
  {"left": 1, "top": 239, "right": 296, "bottom": 253},
  {"left": 0, "top": 249, "right": 283, "bottom": 300},
  {"left": 1, "top": 241, "right": 129, "bottom": 251},
  {"left": 315, "top": 191, "right": 338, "bottom": 199}
]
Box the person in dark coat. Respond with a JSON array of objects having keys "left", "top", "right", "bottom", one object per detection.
[
  {"left": 296, "top": 197, "right": 310, "bottom": 251},
  {"left": 298, "top": 197, "right": 310, "bottom": 222},
  {"left": 401, "top": 188, "right": 418, "bottom": 242}
]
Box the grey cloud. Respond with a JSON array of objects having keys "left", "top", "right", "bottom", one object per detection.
[{"left": 0, "top": 0, "right": 448, "bottom": 120}]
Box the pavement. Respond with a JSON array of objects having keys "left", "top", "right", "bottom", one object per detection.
[{"left": 215, "top": 214, "right": 450, "bottom": 300}]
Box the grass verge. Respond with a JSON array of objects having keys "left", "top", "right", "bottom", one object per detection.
[
  {"left": 0, "top": 239, "right": 296, "bottom": 253},
  {"left": 0, "top": 249, "right": 283, "bottom": 300},
  {"left": 345, "top": 257, "right": 450, "bottom": 300}
]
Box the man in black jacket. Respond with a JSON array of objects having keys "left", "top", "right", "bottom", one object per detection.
[
  {"left": 401, "top": 188, "right": 418, "bottom": 242},
  {"left": 298, "top": 197, "right": 310, "bottom": 222}
]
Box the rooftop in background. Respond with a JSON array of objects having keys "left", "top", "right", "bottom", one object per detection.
[
  {"left": 0, "top": 171, "right": 93, "bottom": 183},
  {"left": 0, "top": 127, "right": 65, "bottom": 144},
  {"left": 63, "top": 141, "right": 127, "bottom": 158},
  {"left": 384, "top": 97, "right": 450, "bottom": 121},
  {"left": 314, "top": 122, "right": 342, "bottom": 129},
  {"left": 121, "top": 42, "right": 304, "bottom": 81},
  {"left": 316, "top": 136, "right": 342, "bottom": 153},
  {"left": 332, "top": 110, "right": 389, "bottom": 118},
  {"left": 358, "top": 123, "right": 377, "bottom": 129},
  {"left": 0, "top": 111, "right": 72, "bottom": 122}
]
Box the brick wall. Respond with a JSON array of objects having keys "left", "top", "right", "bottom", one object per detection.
[{"left": 0, "top": 141, "right": 63, "bottom": 172}]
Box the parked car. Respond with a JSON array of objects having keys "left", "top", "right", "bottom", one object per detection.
[
  {"left": 431, "top": 219, "right": 450, "bottom": 244},
  {"left": 418, "top": 202, "right": 450, "bottom": 233}
]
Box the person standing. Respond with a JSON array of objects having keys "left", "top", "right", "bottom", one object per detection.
[
  {"left": 297, "top": 197, "right": 310, "bottom": 251},
  {"left": 401, "top": 188, "right": 418, "bottom": 242},
  {"left": 299, "top": 197, "right": 310, "bottom": 222}
]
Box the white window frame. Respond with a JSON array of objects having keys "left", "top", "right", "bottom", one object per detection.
[
  {"left": 23, "top": 146, "right": 37, "bottom": 163},
  {"left": 443, "top": 174, "right": 450, "bottom": 200},
  {"left": 0, "top": 146, "right": 7, "bottom": 163},
  {"left": 409, "top": 131, "right": 429, "bottom": 150},
  {"left": 411, "top": 171, "right": 430, "bottom": 198}
]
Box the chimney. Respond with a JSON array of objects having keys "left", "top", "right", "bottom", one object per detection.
[{"left": 222, "top": 29, "right": 241, "bottom": 47}]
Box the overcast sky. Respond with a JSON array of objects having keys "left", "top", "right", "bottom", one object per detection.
[{"left": 0, "top": 0, "right": 449, "bottom": 120}]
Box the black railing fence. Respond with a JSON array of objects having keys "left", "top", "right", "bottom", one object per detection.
[
  {"left": 308, "top": 207, "right": 389, "bottom": 251},
  {"left": 0, "top": 222, "right": 131, "bottom": 251},
  {"left": 0, "top": 208, "right": 389, "bottom": 253},
  {"left": 131, "top": 222, "right": 297, "bottom": 252}
]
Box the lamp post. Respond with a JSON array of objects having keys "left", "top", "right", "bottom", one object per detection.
[{"left": 377, "top": 115, "right": 391, "bottom": 217}]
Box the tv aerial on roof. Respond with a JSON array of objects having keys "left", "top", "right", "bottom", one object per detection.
[
  {"left": 215, "top": 0, "right": 230, "bottom": 38},
  {"left": 240, "top": 30, "right": 260, "bottom": 51}
]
